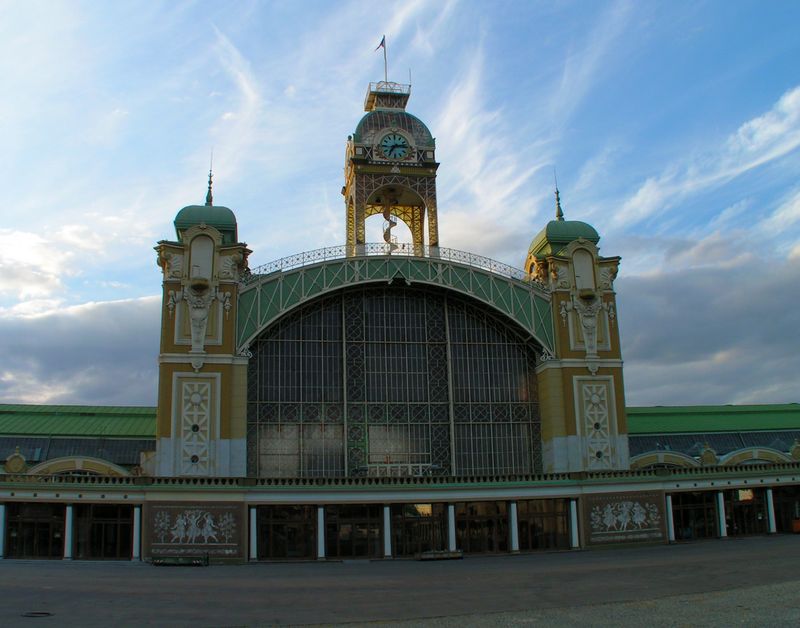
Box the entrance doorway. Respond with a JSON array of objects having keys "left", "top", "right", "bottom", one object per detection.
[
  {"left": 391, "top": 503, "right": 447, "bottom": 556},
  {"left": 517, "top": 499, "right": 569, "bottom": 550},
  {"left": 75, "top": 504, "right": 133, "bottom": 560},
  {"left": 455, "top": 501, "right": 509, "bottom": 553},
  {"left": 724, "top": 488, "right": 767, "bottom": 536},
  {"left": 5, "top": 503, "right": 65, "bottom": 559},
  {"left": 257, "top": 505, "right": 316, "bottom": 559},
  {"left": 324, "top": 504, "right": 382, "bottom": 558},
  {"left": 671, "top": 491, "right": 718, "bottom": 540}
]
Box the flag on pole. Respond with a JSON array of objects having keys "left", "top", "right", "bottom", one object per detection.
[{"left": 375, "top": 35, "right": 386, "bottom": 51}]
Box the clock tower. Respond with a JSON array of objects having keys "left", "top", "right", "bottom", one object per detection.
[{"left": 343, "top": 81, "right": 439, "bottom": 253}]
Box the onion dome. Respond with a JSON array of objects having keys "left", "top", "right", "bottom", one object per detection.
[
  {"left": 173, "top": 170, "right": 238, "bottom": 244},
  {"left": 527, "top": 189, "right": 599, "bottom": 258}
]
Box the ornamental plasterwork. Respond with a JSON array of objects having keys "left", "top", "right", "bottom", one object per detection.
[
  {"left": 180, "top": 381, "right": 211, "bottom": 475},
  {"left": 218, "top": 253, "right": 244, "bottom": 281},
  {"left": 582, "top": 382, "right": 613, "bottom": 470},
  {"left": 598, "top": 265, "right": 618, "bottom": 291},
  {"left": 561, "top": 295, "right": 609, "bottom": 358},
  {"left": 549, "top": 261, "right": 570, "bottom": 289},
  {"left": 185, "top": 289, "right": 216, "bottom": 356}
]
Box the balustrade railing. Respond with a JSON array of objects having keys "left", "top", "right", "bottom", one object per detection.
[{"left": 244, "top": 243, "right": 538, "bottom": 286}]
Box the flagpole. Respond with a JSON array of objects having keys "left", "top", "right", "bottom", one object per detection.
[{"left": 383, "top": 37, "right": 388, "bottom": 82}]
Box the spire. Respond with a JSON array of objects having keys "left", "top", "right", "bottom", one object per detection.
[
  {"left": 555, "top": 187, "right": 564, "bottom": 221},
  {"left": 553, "top": 167, "right": 564, "bottom": 221},
  {"left": 205, "top": 151, "right": 214, "bottom": 206}
]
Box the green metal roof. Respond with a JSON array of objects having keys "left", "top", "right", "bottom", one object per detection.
[
  {"left": 627, "top": 404, "right": 800, "bottom": 435},
  {"left": 174, "top": 204, "right": 237, "bottom": 244},
  {"left": 1, "top": 403, "right": 797, "bottom": 440},
  {"left": 0, "top": 404, "right": 156, "bottom": 438},
  {"left": 528, "top": 219, "right": 600, "bottom": 258}
]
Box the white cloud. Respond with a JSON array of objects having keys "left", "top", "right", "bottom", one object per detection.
[{"left": 615, "top": 85, "right": 800, "bottom": 227}]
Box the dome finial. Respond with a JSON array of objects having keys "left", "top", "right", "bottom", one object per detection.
[
  {"left": 205, "top": 149, "right": 214, "bottom": 207},
  {"left": 554, "top": 168, "right": 564, "bottom": 221}
]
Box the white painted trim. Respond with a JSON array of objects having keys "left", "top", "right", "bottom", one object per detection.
[
  {"left": 383, "top": 505, "right": 392, "bottom": 557},
  {"left": 250, "top": 506, "right": 258, "bottom": 560},
  {"left": 63, "top": 504, "right": 74, "bottom": 560},
  {"left": 716, "top": 491, "right": 727, "bottom": 537},
  {"left": 159, "top": 354, "right": 249, "bottom": 366},
  {"left": 132, "top": 506, "right": 141, "bottom": 560},
  {"left": 665, "top": 494, "right": 675, "bottom": 542},
  {"left": 447, "top": 504, "right": 456, "bottom": 551},
  {"left": 317, "top": 506, "right": 326, "bottom": 559},
  {"left": 535, "top": 358, "right": 623, "bottom": 373},
  {"left": 766, "top": 488, "right": 776, "bottom": 534},
  {"left": 569, "top": 499, "right": 579, "bottom": 548},
  {"left": 509, "top": 501, "right": 519, "bottom": 553}
]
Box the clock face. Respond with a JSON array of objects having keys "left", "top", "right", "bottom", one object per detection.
[{"left": 380, "top": 133, "right": 409, "bottom": 160}]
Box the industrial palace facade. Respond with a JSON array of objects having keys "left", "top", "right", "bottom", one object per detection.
[{"left": 1, "top": 82, "right": 799, "bottom": 562}]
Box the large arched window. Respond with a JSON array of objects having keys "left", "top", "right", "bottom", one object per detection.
[{"left": 246, "top": 286, "right": 542, "bottom": 478}]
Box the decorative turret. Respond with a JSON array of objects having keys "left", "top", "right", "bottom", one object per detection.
[
  {"left": 527, "top": 188, "right": 629, "bottom": 473},
  {"left": 151, "top": 174, "right": 250, "bottom": 477}
]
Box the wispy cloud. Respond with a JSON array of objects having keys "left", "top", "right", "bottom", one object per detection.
[{"left": 615, "top": 85, "right": 800, "bottom": 227}]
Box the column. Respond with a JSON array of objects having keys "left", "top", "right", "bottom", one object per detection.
[
  {"left": 132, "top": 505, "right": 141, "bottom": 560},
  {"left": 569, "top": 499, "right": 580, "bottom": 549},
  {"left": 665, "top": 494, "right": 676, "bottom": 542},
  {"left": 383, "top": 505, "right": 392, "bottom": 558},
  {"left": 766, "top": 488, "right": 777, "bottom": 534},
  {"left": 249, "top": 507, "right": 258, "bottom": 560},
  {"left": 0, "top": 503, "right": 5, "bottom": 559},
  {"left": 316, "top": 506, "right": 326, "bottom": 560},
  {"left": 716, "top": 491, "right": 727, "bottom": 538},
  {"left": 63, "top": 504, "right": 74, "bottom": 560},
  {"left": 447, "top": 504, "right": 457, "bottom": 552},
  {"left": 509, "top": 501, "right": 519, "bottom": 553}
]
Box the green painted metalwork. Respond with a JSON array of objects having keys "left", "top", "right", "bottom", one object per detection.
[
  {"left": 238, "top": 252, "right": 555, "bottom": 354},
  {"left": 0, "top": 404, "right": 156, "bottom": 437}
]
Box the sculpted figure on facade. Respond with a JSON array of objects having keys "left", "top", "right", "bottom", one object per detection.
[
  {"left": 564, "top": 296, "right": 605, "bottom": 357},
  {"left": 185, "top": 289, "right": 216, "bottom": 354}
]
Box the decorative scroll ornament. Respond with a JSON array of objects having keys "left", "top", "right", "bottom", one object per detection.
[
  {"left": 219, "top": 254, "right": 242, "bottom": 281},
  {"left": 599, "top": 265, "right": 618, "bottom": 291}
]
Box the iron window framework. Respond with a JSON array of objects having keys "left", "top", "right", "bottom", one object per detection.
[{"left": 246, "top": 285, "right": 542, "bottom": 478}]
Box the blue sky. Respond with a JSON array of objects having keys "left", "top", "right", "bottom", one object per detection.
[{"left": 1, "top": 0, "right": 799, "bottom": 406}]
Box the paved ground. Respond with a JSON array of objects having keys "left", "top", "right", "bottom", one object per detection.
[{"left": 1, "top": 536, "right": 800, "bottom": 627}]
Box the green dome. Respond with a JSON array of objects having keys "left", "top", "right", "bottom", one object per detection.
[
  {"left": 353, "top": 110, "right": 434, "bottom": 148},
  {"left": 174, "top": 204, "right": 238, "bottom": 244},
  {"left": 528, "top": 219, "right": 600, "bottom": 259}
]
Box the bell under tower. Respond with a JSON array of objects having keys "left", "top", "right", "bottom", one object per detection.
[{"left": 343, "top": 81, "right": 439, "bottom": 253}]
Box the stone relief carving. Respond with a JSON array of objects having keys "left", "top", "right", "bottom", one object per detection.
[
  {"left": 549, "top": 262, "right": 569, "bottom": 289},
  {"left": 599, "top": 265, "right": 618, "bottom": 291},
  {"left": 165, "top": 252, "right": 183, "bottom": 279},
  {"left": 180, "top": 381, "right": 210, "bottom": 474},
  {"left": 582, "top": 382, "right": 613, "bottom": 470},
  {"left": 185, "top": 289, "right": 216, "bottom": 355},
  {"left": 531, "top": 259, "right": 548, "bottom": 284},
  {"left": 218, "top": 253, "right": 242, "bottom": 281},
  {"left": 147, "top": 503, "right": 244, "bottom": 558},
  {"left": 590, "top": 501, "right": 661, "bottom": 533},
  {"left": 563, "top": 296, "right": 606, "bottom": 358}
]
